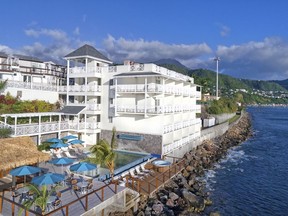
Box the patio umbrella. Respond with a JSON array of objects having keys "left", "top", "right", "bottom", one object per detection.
[
  {"left": 50, "top": 142, "right": 68, "bottom": 148},
  {"left": 49, "top": 157, "right": 74, "bottom": 174},
  {"left": 70, "top": 162, "right": 96, "bottom": 172},
  {"left": 10, "top": 165, "right": 41, "bottom": 184},
  {"left": 62, "top": 135, "right": 78, "bottom": 140},
  {"left": 68, "top": 139, "right": 84, "bottom": 145},
  {"left": 31, "top": 173, "right": 65, "bottom": 186},
  {"left": 46, "top": 138, "right": 63, "bottom": 143}
]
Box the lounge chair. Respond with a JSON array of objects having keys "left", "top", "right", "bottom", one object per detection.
[
  {"left": 140, "top": 164, "right": 155, "bottom": 176},
  {"left": 135, "top": 166, "right": 149, "bottom": 177},
  {"left": 62, "top": 151, "right": 77, "bottom": 158},
  {"left": 129, "top": 169, "right": 144, "bottom": 180}
]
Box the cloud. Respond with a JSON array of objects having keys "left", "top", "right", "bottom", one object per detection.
[
  {"left": 0, "top": 45, "right": 14, "bottom": 54},
  {"left": 73, "top": 27, "right": 80, "bottom": 35},
  {"left": 215, "top": 37, "right": 288, "bottom": 80},
  {"left": 25, "top": 28, "right": 68, "bottom": 41},
  {"left": 103, "top": 35, "right": 212, "bottom": 67},
  {"left": 220, "top": 25, "right": 230, "bottom": 37}
]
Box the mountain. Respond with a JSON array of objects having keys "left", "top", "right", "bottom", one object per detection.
[
  {"left": 189, "top": 69, "right": 287, "bottom": 92},
  {"left": 271, "top": 79, "right": 288, "bottom": 90},
  {"left": 153, "top": 59, "right": 189, "bottom": 75}
]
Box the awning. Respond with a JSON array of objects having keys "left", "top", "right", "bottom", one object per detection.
[{"left": 60, "top": 106, "right": 86, "bottom": 115}]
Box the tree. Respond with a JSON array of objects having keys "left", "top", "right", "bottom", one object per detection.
[
  {"left": 89, "top": 128, "right": 117, "bottom": 180},
  {"left": 18, "top": 184, "right": 57, "bottom": 215}
]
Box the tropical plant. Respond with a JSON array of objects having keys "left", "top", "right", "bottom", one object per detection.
[
  {"left": 89, "top": 128, "right": 117, "bottom": 180},
  {"left": 0, "top": 127, "right": 13, "bottom": 138},
  {"left": 0, "top": 79, "right": 7, "bottom": 92},
  {"left": 18, "top": 184, "right": 57, "bottom": 215}
]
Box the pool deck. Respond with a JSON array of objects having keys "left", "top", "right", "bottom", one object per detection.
[{"left": 0, "top": 179, "right": 126, "bottom": 216}]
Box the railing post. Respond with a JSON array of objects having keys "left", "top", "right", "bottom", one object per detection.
[
  {"left": 137, "top": 180, "right": 140, "bottom": 192},
  {"left": 101, "top": 188, "right": 104, "bottom": 201},
  {"left": 25, "top": 209, "right": 29, "bottom": 216},
  {"left": 66, "top": 206, "right": 69, "bottom": 215},
  {"left": 0, "top": 193, "right": 2, "bottom": 213},
  {"left": 85, "top": 195, "right": 88, "bottom": 211},
  {"left": 12, "top": 202, "right": 15, "bottom": 216},
  {"left": 114, "top": 182, "right": 118, "bottom": 193},
  {"left": 148, "top": 181, "right": 151, "bottom": 194}
]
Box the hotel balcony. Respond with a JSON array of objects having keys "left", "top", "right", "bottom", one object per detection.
[
  {"left": 58, "top": 85, "right": 101, "bottom": 94},
  {"left": 5, "top": 80, "right": 58, "bottom": 91},
  {"left": 109, "top": 63, "right": 193, "bottom": 83},
  {"left": 116, "top": 105, "right": 201, "bottom": 115},
  {"left": 69, "top": 66, "right": 102, "bottom": 78},
  {"left": 116, "top": 83, "right": 198, "bottom": 97},
  {"left": 163, "top": 118, "right": 202, "bottom": 134},
  {"left": 1, "top": 121, "right": 101, "bottom": 137}
]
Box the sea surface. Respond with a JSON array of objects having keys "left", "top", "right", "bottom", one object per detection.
[{"left": 203, "top": 107, "right": 288, "bottom": 216}]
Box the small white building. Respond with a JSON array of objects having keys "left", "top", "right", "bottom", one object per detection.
[{"left": 0, "top": 52, "right": 66, "bottom": 103}]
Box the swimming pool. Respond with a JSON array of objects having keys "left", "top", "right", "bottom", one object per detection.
[{"left": 83, "top": 150, "right": 152, "bottom": 179}]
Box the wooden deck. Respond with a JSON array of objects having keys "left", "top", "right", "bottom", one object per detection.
[
  {"left": 125, "top": 159, "right": 185, "bottom": 196},
  {"left": 0, "top": 179, "right": 125, "bottom": 216}
]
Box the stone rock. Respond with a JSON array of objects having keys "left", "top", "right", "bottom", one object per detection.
[
  {"left": 165, "top": 198, "right": 175, "bottom": 208},
  {"left": 186, "top": 165, "right": 194, "bottom": 172},
  {"left": 209, "top": 212, "right": 221, "bottom": 216},
  {"left": 136, "top": 211, "right": 145, "bottom": 216},
  {"left": 168, "top": 192, "right": 179, "bottom": 201},
  {"left": 152, "top": 203, "right": 164, "bottom": 215}
]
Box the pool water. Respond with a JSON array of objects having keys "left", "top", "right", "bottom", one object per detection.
[{"left": 84, "top": 150, "right": 151, "bottom": 179}]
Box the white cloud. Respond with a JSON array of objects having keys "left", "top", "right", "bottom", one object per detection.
[
  {"left": 215, "top": 37, "right": 288, "bottom": 80},
  {"left": 0, "top": 45, "right": 14, "bottom": 54},
  {"left": 220, "top": 25, "right": 230, "bottom": 37},
  {"left": 73, "top": 27, "right": 80, "bottom": 35},
  {"left": 103, "top": 35, "right": 212, "bottom": 67},
  {"left": 25, "top": 28, "right": 68, "bottom": 41}
]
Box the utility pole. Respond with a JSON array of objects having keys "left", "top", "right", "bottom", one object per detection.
[{"left": 214, "top": 57, "right": 220, "bottom": 99}]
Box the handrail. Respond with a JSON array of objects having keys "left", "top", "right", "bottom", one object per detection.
[
  {"left": 0, "top": 182, "right": 118, "bottom": 216},
  {"left": 125, "top": 159, "right": 186, "bottom": 195}
]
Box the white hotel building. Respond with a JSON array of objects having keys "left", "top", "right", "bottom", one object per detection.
[{"left": 0, "top": 45, "right": 202, "bottom": 157}]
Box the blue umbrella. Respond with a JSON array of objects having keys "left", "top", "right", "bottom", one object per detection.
[
  {"left": 31, "top": 173, "right": 65, "bottom": 186},
  {"left": 50, "top": 142, "right": 68, "bottom": 148},
  {"left": 46, "top": 138, "right": 63, "bottom": 143},
  {"left": 68, "top": 139, "right": 84, "bottom": 145},
  {"left": 62, "top": 135, "right": 78, "bottom": 140},
  {"left": 10, "top": 165, "right": 41, "bottom": 184},
  {"left": 49, "top": 157, "right": 74, "bottom": 173},
  {"left": 70, "top": 162, "right": 96, "bottom": 172}
]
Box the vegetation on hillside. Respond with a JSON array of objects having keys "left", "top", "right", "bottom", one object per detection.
[{"left": 207, "top": 94, "right": 243, "bottom": 114}]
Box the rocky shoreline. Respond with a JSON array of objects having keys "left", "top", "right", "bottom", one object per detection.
[{"left": 135, "top": 112, "right": 252, "bottom": 216}]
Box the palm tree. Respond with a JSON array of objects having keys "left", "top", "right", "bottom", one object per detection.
[
  {"left": 89, "top": 128, "right": 117, "bottom": 180},
  {"left": 0, "top": 79, "right": 7, "bottom": 92},
  {"left": 18, "top": 184, "right": 57, "bottom": 215}
]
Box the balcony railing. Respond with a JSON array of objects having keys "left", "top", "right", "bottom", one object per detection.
[
  {"left": 0, "top": 121, "right": 101, "bottom": 136},
  {"left": 69, "top": 66, "right": 102, "bottom": 74},
  {"left": 116, "top": 84, "right": 199, "bottom": 97},
  {"left": 117, "top": 105, "right": 201, "bottom": 115},
  {"left": 5, "top": 80, "right": 58, "bottom": 91},
  {"left": 163, "top": 119, "right": 202, "bottom": 134},
  {"left": 58, "top": 85, "right": 101, "bottom": 93}
]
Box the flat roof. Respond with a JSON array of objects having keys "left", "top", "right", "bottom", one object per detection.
[{"left": 114, "top": 72, "right": 161, "bottom": 78}]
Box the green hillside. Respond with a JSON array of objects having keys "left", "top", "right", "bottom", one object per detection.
[{"left": 155, "top": 61, "right": 288, "bottom": 104}]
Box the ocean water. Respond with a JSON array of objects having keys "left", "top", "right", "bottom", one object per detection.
[{"left": 203, "top": 107, "right": 288, "bottom": 216}]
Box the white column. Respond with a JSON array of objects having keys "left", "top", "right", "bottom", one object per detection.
[
  {"left": 85, "top": 58, "right": 88, "bottom": 103},
  {"left": 14, "top": 117, "right": 17, "bottom": 136},
  {"left": 115, "top": 78, "right": 118, "bottom": 116},
  {"left": 66, "top": 60, "right": 70, "bottom": 104},
  {"left": 144, "top": 77, "right": 147, "bottom": 117},
  {"left": 58, "top": 114, "right": 61, "bottom": 137}
]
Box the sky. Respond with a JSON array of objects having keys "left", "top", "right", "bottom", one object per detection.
[{"left": 1, "top": 0, "right": 288, "bottom": 80}]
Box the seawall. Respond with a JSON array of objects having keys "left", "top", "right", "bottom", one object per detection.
[{"left": 135, "top": 112, "right": 252, "bottom": 216}]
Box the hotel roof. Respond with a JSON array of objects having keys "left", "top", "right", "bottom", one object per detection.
[{"left": 65, "top": 44, "right": 112, "bottom": 63}]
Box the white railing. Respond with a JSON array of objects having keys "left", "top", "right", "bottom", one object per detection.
[
  {"left": 117, "top": 105, "right": 201, "bottom": 115},
  {"left": 86, "top": 104, "right": 101, "bottom": 111},
  {"left": 6, "top": 80, "right": 58, "bottom": 91},
  {"left": 58, "top": 85, "right": 101, "bottom": 93},
  {"left": 163, "top": 131, "right": 201, "bottom": 154},
  {"left": 69, "top": 66, "right": 102, "bottom": 75},
  {"left": 4, "top": 121, "right": 101, "bottom": 136},
  {"left": 116, "top": 83, "right": 200, "bottom": 98},
  {"left": 163, "top": 119, "right": 202, "bottom": 134}
]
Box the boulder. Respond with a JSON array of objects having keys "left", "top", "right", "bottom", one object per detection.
[
  {"left": 169, "top": 192, "right": 179, "bottom": 201},
  {"left": 152, "top": 203, "right": 164, "bottom": 215},
  {"left": 165, "top": 198, "right": 175, "bottom": 208}
]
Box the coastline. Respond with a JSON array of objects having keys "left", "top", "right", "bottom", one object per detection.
[{"left": 135, "top": 112, "right": 252, "bottom": 216}]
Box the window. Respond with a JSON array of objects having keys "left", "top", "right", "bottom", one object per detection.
[
  {"left": 109, "top": 98, "right": 114, "bottom": 105},
  {"left": 109, "top": 79, "right": 114, "bottom": 86},
  {"left": 109, "top": 117, "right": 113, "bottom": 123},
  {"left": 196, "top": 86, "right": 201, "bottom": 92}
]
